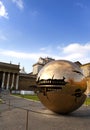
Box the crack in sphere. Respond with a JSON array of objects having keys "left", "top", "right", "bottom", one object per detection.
[{"left": 36, "top": 60, "right": 87, "bottom": 114}]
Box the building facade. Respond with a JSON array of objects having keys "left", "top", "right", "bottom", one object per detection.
[
  {"left": 33, "top": 57, "right": 55, "bottom": 75},
  {"left": 18, "top": 73, "right": 36, "bottom": 90},
  {"left": 0, "top": 62, "right": 20, "bottom": 90},
  {"left": 0, "top": 62, "right": 36, "bottom": 91},
  {"left": 81, "top": 63, "right": 90, "bottom": 95}
]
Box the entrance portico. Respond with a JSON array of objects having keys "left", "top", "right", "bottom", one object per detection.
[{"left": 0, "top": 62, "right": 20, "bottom": 90}]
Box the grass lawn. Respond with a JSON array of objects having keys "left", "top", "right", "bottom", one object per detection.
[
  {"left": 84, "top": 98, "right": 90, "bottom": 105},
  {"left": 12, "top": 94, "right": 39, "bottom": 101},
  {"left": 0, "top": 99, "right": 2, "bottom": 103},
  {"left": 12, "top": 94, "right": 90, "bottom": 106}
]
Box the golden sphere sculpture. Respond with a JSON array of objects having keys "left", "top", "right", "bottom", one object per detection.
[{"left": 36, "top": 60, "right": 87, "bottom": 114}]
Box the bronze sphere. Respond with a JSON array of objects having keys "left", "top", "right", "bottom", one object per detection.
[{"left": 36, "top": 60, "right": 87, "bottom": 114}]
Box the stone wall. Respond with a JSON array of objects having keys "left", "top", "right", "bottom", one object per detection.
[
  {"left": 18, "top": 74, "right": 36, "bottom": 90},
  {"left": 81, "top": 63, "right": 90, "bottom": 95},
  {"left": 85, "top": 77, "right": 90, "bottom": 95}
]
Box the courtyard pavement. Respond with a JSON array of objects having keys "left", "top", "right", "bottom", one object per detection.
[{"left": 0, "top": 94, "right": 90, "bottom": 130}]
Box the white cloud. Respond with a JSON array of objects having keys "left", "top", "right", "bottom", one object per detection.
[
  {"left": 0, "top": 1, "right": 8, "bottom": 19},
  {"left": 12, "top": 0, "right": 24, "bottom": 10},
  {"left": 63, "top": 43, "right": 90, "bottom": 54},
  {"left": 0, "top": 43, "right": 90, "bottom": 72},
  {"left": 0, "top": 49, "right": 48, "bottom": 60},
  {"left": 57, "top": 43, "right": 90, "bottom": 63},
  {"left": 0, "top": 43, "right": 90, "bottom": 64}
]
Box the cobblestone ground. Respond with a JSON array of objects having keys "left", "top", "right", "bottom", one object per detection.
[{"left": 0, "top": 95, "right": 90, "bottom": 130}]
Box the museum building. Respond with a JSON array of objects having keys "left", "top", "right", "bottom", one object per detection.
[{"left": 0, "top": 62, "right": 36, "bottom": 91}]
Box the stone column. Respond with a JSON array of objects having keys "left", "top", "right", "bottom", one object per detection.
[
  {"left": 6, "top": 73, "right": 10, "bottom": 90},
  {"left": 16, "top": 74, "right": 19, "bottom": 90},
  {"left": 1, "top": 72, "right": 5, "bottom": 89},
  {"left": 11, "top": 73, "right": 15, "bottom": 89}
]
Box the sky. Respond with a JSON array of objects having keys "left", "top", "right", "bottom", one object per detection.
[{"left": 0, "top": 0, "right": 90, "bottom": 73}]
